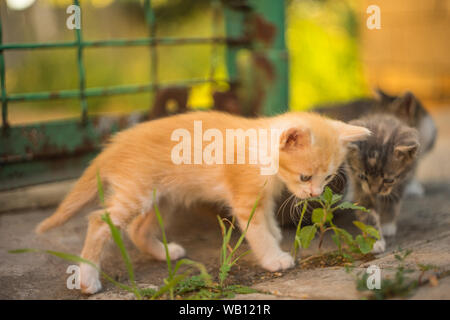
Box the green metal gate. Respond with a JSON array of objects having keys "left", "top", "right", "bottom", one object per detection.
[{"left": 0, "top": 0, "right": 288, "bottom": 191}]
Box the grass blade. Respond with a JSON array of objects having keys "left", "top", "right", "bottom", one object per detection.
[
  {"left": 96, "top": 172, "right": 141, "bottom": 298},
  {"left": 101, "top": 213, "right": 141, "bottom": 299},
  {"left": 153, "top": 189, "right": 172, "bottom": 277},
  {"left": 151, "top": 273, "right": 189, "bottom": 300},
  {"left": 293, "top": 200, "right": 308, "bottom": 258}
]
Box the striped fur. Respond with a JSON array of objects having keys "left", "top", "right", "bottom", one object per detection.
[{"left": 345, "top": 114, "right": 420, "bottom": 252}]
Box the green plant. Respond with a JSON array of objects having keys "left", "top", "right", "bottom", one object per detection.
[
  {"left": 293, "top": 186, "right": 380, "bottom": 258},
  {"left": 168, "top": 275, "right": 259, "bottom": 300},
  {"left": 217, "top": 201, "right": 258, "bottom": 288},
  {"left": 353, "top": 248, "right": 417, "bottom": 300},
  {"left": 347, "top": 247, "right": 450, "bottom": 300},
  {"left": 150, "top": 189, "right": 211, "bottom": 300},
  {"left": 95, "top": 174, "right": 142, "bottom": 298},
  {"left": 150, "top": 187, "right": 264, "bottom": 300},
  {"left": 417, "top": 263, "right": 439, "bottom": 284},
  {"left": 100, "top": 173, "right": 211, "bottom": 300},
  {"left": 214, "top": 187, "right": 263, "bottom": 295}
]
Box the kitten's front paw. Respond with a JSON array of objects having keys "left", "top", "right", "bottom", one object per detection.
[
  {"left": 381, "top": 222, "right": 397, "bottom": 237},
  {"left": 167, "top": 242, "right": 186, "bottom": 260},
  {"left": 80, "top": 263, "right": 102, "bottom": 295},
  {"left": 261, "top": 252, "right": 295, "bottom": 272},
  {"left": 372, "top": 239, "right": 386, "bottom": 254},
  {"left": 405, "top": 180, "right": 425, "bottom": 198}
]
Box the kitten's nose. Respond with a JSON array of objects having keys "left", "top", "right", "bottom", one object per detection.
[{"left": 311, "top": 187, "right": 323, "bottom": 197}]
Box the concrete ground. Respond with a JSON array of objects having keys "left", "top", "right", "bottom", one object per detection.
[{"left": 1, "top": 109, "right": 449, "bottom": 300}]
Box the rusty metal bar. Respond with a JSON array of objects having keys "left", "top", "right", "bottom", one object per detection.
[
  {"left": 73, "top": 0, "right": 88, "bottom": 123},
  {"left": 0, "top": 16, "right": 8, "bottom": 130},
  {"left": 209, "top": 0, "right": 221, "bottom": 84},
  {"left": 6, "top": 78, "right": 226, "bottom": 102},
  {"left": 144, "top": 0, "right": 158, "bottom": 101},
  {"left": 0, "top": 37, "right": 244, "bottom": 51}
]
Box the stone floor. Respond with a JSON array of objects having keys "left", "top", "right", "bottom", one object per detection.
[{"left": 1, "top": 109, "right": 449, "bottom": 300}]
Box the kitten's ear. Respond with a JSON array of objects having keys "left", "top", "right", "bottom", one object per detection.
[
  {"left": 394, "top": 142, "right": 419, "bottom": 160},
  {"left": 280, "top": 127, "right": 311, "bottom": 151},
  {"left": 347, "top": 142, "right": 360, "bottom": 153},
  {"left": 337, "top": 123, "right": 371, "bottom": 143},
  {"left": 375, "top": 88, "right": 396, "bottom": 103},
  {"left": 393, "top": 91, "right": 417, "bottom": 119}
]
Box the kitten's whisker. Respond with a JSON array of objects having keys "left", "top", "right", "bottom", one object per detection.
[
  {"left": 289, "top": 195, "right": 299, "bottom": 224},
  {"left": 278, "top": 193, "right": 295, "bottom": 226},
  {"left": 277, "top": 193, "right": 294, "bottom": 218},
  {"left": 293, "top": 196, "right": 302, "bottom": 224},
  {"left": 289, "top": 197, "right": 298, "bottom": 224}
]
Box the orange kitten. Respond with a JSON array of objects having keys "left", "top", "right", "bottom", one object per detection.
[{"left": 36, "top": 111, "right": 370, "bottom": 294}]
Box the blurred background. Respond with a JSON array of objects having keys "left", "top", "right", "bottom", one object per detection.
[
  {"left": 2, "top": 0, "right": 450, "bottom": 301},
  {"left": 2, "top": 0, "right": 449, "bottom": 125}
]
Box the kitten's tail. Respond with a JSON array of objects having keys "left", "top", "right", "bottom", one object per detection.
[{"left": 35, "top": 161, "right": 101, "bottom": 234}]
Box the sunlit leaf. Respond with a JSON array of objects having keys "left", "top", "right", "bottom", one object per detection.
[
  {"left": 323, "top": 186, "right": 333, "bottom": 203},
  {"left": 355, "top": 235, "right": 372, "bottom": 254},
  {"left": 353, "top": 221, "right": 380, "bottom": 240},
  {"left": 312, "top": 208, "right": 324, "bottom": 224},
  {"left": 336, "top": 201, "right": 368, "bottom": 212},
  {"left": 299, "top": 225, "right": 317, "bottom": 249},
  {"left": 331, "top": 194, "right": 343, "bottom": 204}
]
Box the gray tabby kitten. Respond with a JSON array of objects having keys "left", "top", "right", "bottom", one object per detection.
[
  {"left": 345, "top": 114, "right": 420, "bottom": 253},
  {"left": 277, "top": 90, "right": 436, "bottom": 231},
  {"left": 315, "top": 89, "right": 437, "bottom": 196}
]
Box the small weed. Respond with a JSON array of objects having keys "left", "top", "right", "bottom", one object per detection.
[
  {"left": 211, "top": 186, "right": 263, "bottom": 298},
  {"left": 169, "top": 275, "right": 259, "bottom": 300},
  {"left": 353, "top": 248, "right": 418, "bottom": 299},
  {"left": 293, "top": 186, "right": 380, "bottom": 258},
  {"left": 174, "top": 275, "right": 208, "bottom": 296},
  {"left": 351, "top": 248, "right": 449, "bottom": 300},
  {"left": 217, "top": 192, "right": 260, "bottom": 288},
  {"left": 151, "top": 185, "right": 264, "bottom": 300},
  {"left": 150, "top": 189, "right": 211, "bottom": 300}
]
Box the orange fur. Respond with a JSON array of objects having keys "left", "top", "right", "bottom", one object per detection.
[{"left": 35, "top": 111, "right": 370, "bottom": 294}]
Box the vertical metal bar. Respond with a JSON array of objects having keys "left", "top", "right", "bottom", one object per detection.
[
  {"left": 0, "top": 15, "right": 8, "bottom": 130},
  {"left": 74, "top": 0, "right": 88, "bottom": 124},
  {"left": 209, "top": 0, "right": 220, "bottom": 84},
  {"left": 223, "top": 6, "right": 246, "bottom": 84},
  {"left": 248, "top": 0, "right": 289, "bottom": 115},
  {"left": 144, "top": 0, "right": 158, "bottom": 101}
]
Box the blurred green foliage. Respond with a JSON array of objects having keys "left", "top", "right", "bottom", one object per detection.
[{"left": 288, "top": 0, "right": 368, "bottom": 110}]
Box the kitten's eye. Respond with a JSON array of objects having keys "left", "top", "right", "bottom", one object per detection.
[
  {"left": 326, "top": 175, "right": 333, "bottom": 181},
  {"left": 358, "top": 174, "right": 367, "bottom": 181},
  {"left": 383, "top": 178, "right": 394, "bottom": 184},
  {"left": 300, "top": 175, "right": 312, "bottom": 182}
]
